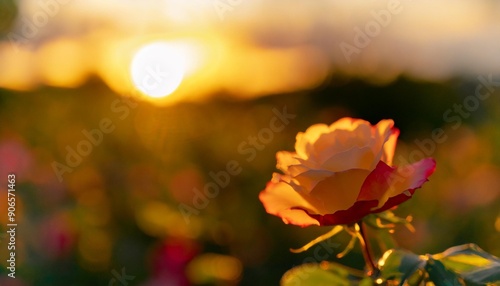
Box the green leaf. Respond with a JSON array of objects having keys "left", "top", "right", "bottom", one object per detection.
[
  {"left": 281, "top": 262, "right": 368, "bottom": 286},
  {"left": 358, "top": 277, "right": 374, "bottom": 286},
  {"left": 376, "top": 244, "right": 500, "bottom": 285},
  {"left": 433, "top": 244, "right": 500, "bottom": 285},
  {"left": 425, "top": 257, "right": 464, "bottom": 286},
  {"left": 378, "top": 249, "right": 426, "bottom": 285}
]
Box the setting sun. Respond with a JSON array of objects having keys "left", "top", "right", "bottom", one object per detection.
[{"left": 130, "top": 41, "right": 191, "bottom": 98}]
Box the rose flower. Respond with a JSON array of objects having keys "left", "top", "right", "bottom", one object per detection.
[{"left": 259, "top": 118, "right": 436, "bottom": 227}]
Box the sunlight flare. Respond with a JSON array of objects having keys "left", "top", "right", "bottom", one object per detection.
[{"left": 130, "top": 41, "right": 198, "bottom": 98}]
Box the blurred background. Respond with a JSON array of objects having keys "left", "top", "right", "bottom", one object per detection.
[{"left": 1, "top": 0, "right": 500, "bottom": 285}]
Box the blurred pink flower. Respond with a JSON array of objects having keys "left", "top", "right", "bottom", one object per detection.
[{"left": 0, "top": 139, "right": 32, "bottom": 179}]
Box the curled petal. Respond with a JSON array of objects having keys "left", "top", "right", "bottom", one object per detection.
[
  {"left": 382, "top": 128, "right": 399, "bottom": 166},
  {"left": 295, "top": 124, "right": 330, "bottom": 159},
  {"left": 276, "top": 151, "right": 301, "bottom": 174},
  {"left": 259, "top": 181, "right": 320, "bottom": 227},
  {"left": 372, "top": 158, "right": 436, "bottom": 212},
  {"left": 278, "top": 209, "right": 321, "bottom": 227},
  {"left": 328, "top": 117, "right": 370, "bottom": 131},
  {"left": 371, "top": 119, "right": 398, "bottom": 167},
  {"left": 385, "top": 158, "right": 437, "bottom": 199},
  {"left": 357, "top": 158, "right": 436, "bottom": 209}
]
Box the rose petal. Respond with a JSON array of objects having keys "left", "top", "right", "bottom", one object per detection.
[
  {"left": 290, "top": 146, "right": 375, "bottom": 192},
  {"left": 321, "top": 146, "right": 375, "bottom": 172},
  {"left": 289, "top": 146, "right": 374, "bottom": 191},
  {"left": 329, "top": 117, "right": 370, "bottom": 132},
  {"left": 307, "top": 200, "right": 379, "bottom": 225},
  {"left": 305, "top": 158, "right": 436, "bottom": 226},
  {"left": 259, "top": 180, "right": 320, "bottom": 225},
  {"left": 278, "top": 209, "right": 320, "bottom": 227},
  {"left": 357, "top": 158, "right": 436, "bottom": 209},
  {"left": 372, "top": 188, "right": 417, "bottom": 214},
  {"left": 308, "top": 169, "right": 371, "bottom": 214},
  {"left": 295, "top": 124, "right": 330, "bottom": 159},
  {"left": 356, "top": 160, "right": 396, "bottom": 202},
  {"left": 385, "top": 158, "right": 436, "bottom": 199},
  {"left": 370, "top": 119, "right": 398, "bottom": 167},
  {"left": 382, "top": 128, "right": 399, "bottom": 166},
  {"left": 287, "top": 163, "right": 313, "bottom": 177},
  {"left": 291, "top": 169, "right": 334, "bottom": 193},
  {"left": 276, "top": 151, "right": 301, "bottom": 174},
  {"left": 259, "top": 169, "right": 374, "bottom": 226},
  {"left": 305, "top": 188, "right": 417, "bottom": 226},
  {"left": 314, "top": 126, "right": 371, "bottom": 161},
  {"left": 272, "top": 172, "right": 290, "bottom": 184},
  {"left": 294, "top": 157, "right": 322, "bottom": 172}
]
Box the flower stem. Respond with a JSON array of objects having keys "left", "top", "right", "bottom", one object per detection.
[{"left": 356, "top": 222, "right": 378, "bottom": 277}]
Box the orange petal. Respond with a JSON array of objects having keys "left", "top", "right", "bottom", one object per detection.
[
  {"left": 276, "top": 151, "right": 301, "bottom": 174},
  {"left": 308, "top": 169, "right": 371, "bottom": 214},
  {"left": 382, "top": 128, "right": 399, "bottom": 166},
  {"left": 313, "top": 126, "right": 371, "bottom": 160},
  {"left": 291, "top": 169, "right": 334, "bottom": 193},
  {"left": 371, "top": 119, "right": 397, "bottom": 167},
  {"left": 321, "top": 146, "right": 375, "bottom": 172},
  {"left": 259, "top": 181, "right": 320, "bottom": 226},
  {"left": 278, "top": 209, "right": 320, "bottom": 227},
  {"left": 329, "top": 117, "right": 370, "bottom": 132},
  {"left": 295, "top": 124, "right": 329, "bottom": 159}
]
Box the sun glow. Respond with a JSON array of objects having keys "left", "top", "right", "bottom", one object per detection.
[{"left": 130, "top": 41, "right": 197, "bottom": 98}]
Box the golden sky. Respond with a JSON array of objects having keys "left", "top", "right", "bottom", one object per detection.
[{"left": 1, "top": 0, "right": 500, "bottom": 103}]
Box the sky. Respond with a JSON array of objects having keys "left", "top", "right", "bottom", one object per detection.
[{"left": 1, "top": 0, "right": 500, "bottom": 103}]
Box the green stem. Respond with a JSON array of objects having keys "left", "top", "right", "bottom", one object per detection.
[{"left": 356, "top": 222, "right": 379, "bottom": 277}]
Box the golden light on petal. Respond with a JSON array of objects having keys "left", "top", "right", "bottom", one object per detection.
[{"left": 130, "top": 40, "right": 201, "bottom": 99}]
